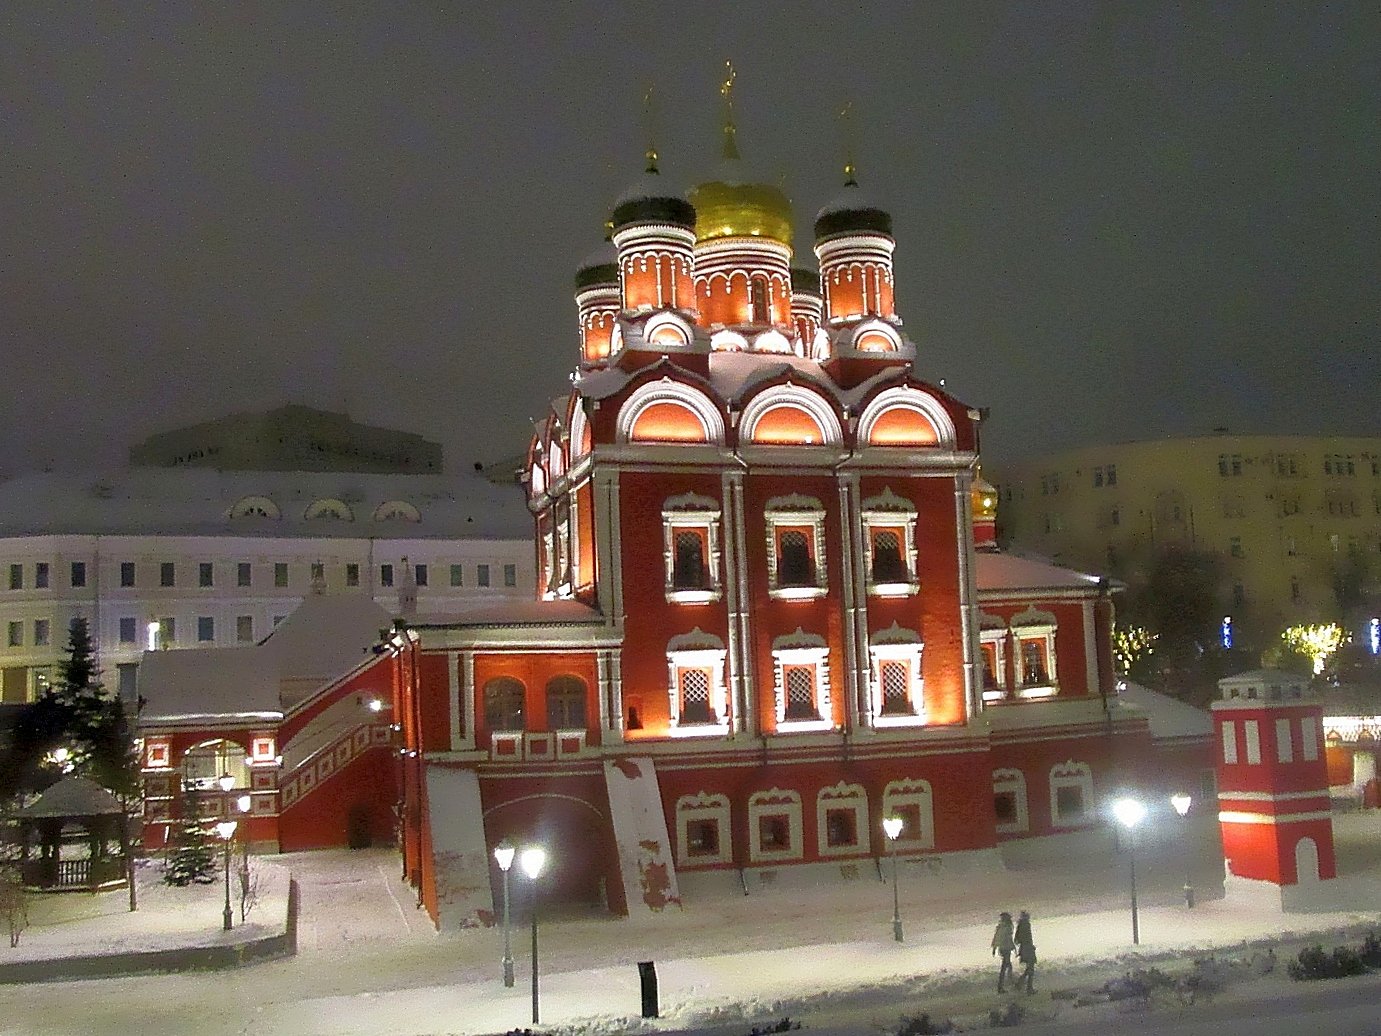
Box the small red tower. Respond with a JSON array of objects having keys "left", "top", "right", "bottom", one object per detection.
[{"left": 1213, "top": 669, "right": 1340, "bottom": 909}]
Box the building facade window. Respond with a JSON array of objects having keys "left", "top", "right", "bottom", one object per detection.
[
  {"left": 120, "top": 562, "right": 135, "bottom": 588},
  {"left": 881, "top": 778, "right": 935, "bottom": 850},
  {"left": 1222, "top": 720, "right": 1238, "bottom": 764},
  {"left": 272, "top": 562, "right": 287, "bottom": 588},
  {"left": 661, "top": 494, "right": 723, "bottom": 603},
  {"left": 665, "top": 629, "right": 730, "bottom": 736},
  {"left": 346, "top": 563, "right": 359, "bottom": 587},
  {"left": 198, "top": 562, "right": 213, "bottom": 588},
  {"left": 868, "top": 623, "right": 925, "bottom": 726},
  {"left": 765, "top": 495, "right": 827, "bottom": 599},
  {"left": 159, "top": 617, "right": 175, "bottom": 645},
  {"left": 747, "top": 788, "right": 803, "bottom": 862},
  {"left": 675, "top": 792, "right": 732, "bottom": 867},
  {"left": 236, "top": 615, "right": 253, "bottom": 643},
  {"left": 771, "top": 629, "right": 831, "bottom": 732},
  {"left": 477, "top": 564, "right": 490, "bottom": 587},
  {"left": 34, "top": 563, "right": 49, "bottom": 589},
  {"left": 1049, "top": 761, "right": 1092, "bottom": 828},
  {"left": 449, "top": 564, "right": 463, "bottom": 587},
  {"left": 1010, "top": 607, "right": 1057, "bottom": 697},
  {"left": 197, "top": 617, "right": 214, "bottom": 642},
  {"left": 992, "top": 768, "right": 1029, "bottom": 834},
  {"left": 1244, "top": 719, "right": 1261, "bottom": 764},
  {"left": 33, "top": 619, "right": 49, "bottom": 647},
  {"left": 70, "top": 561, "right": 86, "bottom": 588},
  {"left": 237, "top": 562, "right": 252, "bottom": 587},
  {"left": 482, "top": 677, "right": 525, "bottom": 732},
  {"left": 414, "top": 563, "right": 428, "bottom": 587},
  {"left": 379, "top": 564, "right": 393, "bottom": 588},
  {"left": 119, "top": 617, "right": 136, "bottom": 644},
  {"left": 160, "top": 562, "right": 176, "bottom": 587},
  {"left": 544, "top": 675, "right": 587, "bottom": 730},
  {"left": 6, "top": 622, "right": 20, "bottom": 647},
  {"left": 861, "top": 489, "right": 919, "bottom": 596},
  {"left": 504, "top": 563, "right": 517, "bottom": 588},
  {"left": 816, "top": 782, "right": 870, "bottom": 857},
  {"left": 8, "top": 565, "right": 22, "bottom": 591}
]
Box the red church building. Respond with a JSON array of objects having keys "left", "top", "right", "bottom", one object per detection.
[{"left": 388, "top": 103, "right": 1166, "bottom": 929}]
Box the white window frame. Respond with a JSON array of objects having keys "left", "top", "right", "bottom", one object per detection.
[
  {"left": 881, "top": 778, "right": 935, "bottom": 850},
  {"left": 1011, "top": 607, "right": 1058, "bottom": 698},
  {"left": 868, "top": 622, "right": 925, "bottom": 727},
  {"left": 662, "top": 493, "right": 723, "bottom": 603},
  {"left": 675, "top": 791, "right": 732, "bottom": 867},
  {"left": 765, "top": 495, "right": 827, "bottom": 600},
  {"left": 666, "top": 629, "right": 730, "bottom": 737},
  {"left": 979, "top": 617, "right": 1009, "bottom": 703},
  {"left": 816, "top": 781, "right": 870, "bottom": 857},
  {"left": 1222, "top": 720, "right": 1238, "bottom": 764},
  {"left": 748, "top": 788, "right": 803, "bottom": 863},
  {"left": 992, "top": 768, "right": 1029, "bottom": 834},
  {"left": 1276, "top": 717, "right": 1294, "bottom": 763},
  {"left": 860, "top": 489, "right": 919, "bottom": 597},
  {"left": 771, "top": 630, "right": 832, "bottom": 732},
  {"left": 1049, "top": 760, "right": 1092, "bottom": 829},
  {"left": 1301, "top": 716, "right": 1319, "bottom": 761}
]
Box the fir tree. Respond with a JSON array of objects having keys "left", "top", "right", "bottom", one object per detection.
[{"left": 163, "top": 783, "right": 217, "bottom": 886}]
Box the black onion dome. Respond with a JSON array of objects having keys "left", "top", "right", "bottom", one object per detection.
[
  {"left": 610, "top": 171, "right": 696, "bottom": 231},
  {"left": 813, "top": 182, "right": 893, "bottom": 242},
  {"left": 574, "top": 240, "right": 618, "bottom": 292},
  {"left": 790, "top": 266, "right": 821, "bottom": 295}
]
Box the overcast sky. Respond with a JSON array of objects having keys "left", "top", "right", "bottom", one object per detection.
[{"left": 2, "top": 3, "right": 1376, "bottom": 478}]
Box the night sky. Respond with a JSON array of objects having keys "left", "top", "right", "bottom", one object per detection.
[{"left": 3, "top": 3, "right": 1377, "bottom": 479}]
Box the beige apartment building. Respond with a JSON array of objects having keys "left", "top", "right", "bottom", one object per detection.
[{"left": 992, "top": 435, "right": 1381, "bottom": 647}]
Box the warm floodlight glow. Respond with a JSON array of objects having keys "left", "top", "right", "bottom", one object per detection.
[
  {"left": 215, "top": 819, "right": 237, "bottom": 840},
  {"left": 1170, "top": 794, "right": 1192, "bottom": 817},
  {"left": 493, "top": 839, "right": 516, "bottom": 872},
  {"left": 519, "top": 846, "right": 547, "bottom": 880},
  {"left": 882, "top": 816, "right": 904, "bottom": 840},
  {"left": 218, "top": 772, "right": 235, "bottom": 793},
  {"left": 1112, "top": 797, "right": 1146, "bottom": 829},
  {"left": 367, "top": 697, "right": 385, "bottom": 712}
]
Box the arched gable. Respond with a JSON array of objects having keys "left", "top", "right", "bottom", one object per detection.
[
  {"left": 227, "top": 495, "right": 280, "bottom": 520},
  {"left": 617, "top": 380, "right": 725, "bottom": 445},
  {"left": 303, "top": 498, "right": 354, "bottom": 522},
  {"left": 740, "top": 385, "right": 843, "bottom": 446},
  {"left": 856, "top": 386, "right": 955, "bottom": 448}
]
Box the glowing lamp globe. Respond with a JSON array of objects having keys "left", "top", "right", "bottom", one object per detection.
[
  {"left": 493, "top": 839, "right": 516, "bottom": 873},
  {"left": 218, "top": 772, "right": 235, "bottom": 793},
  {"left": 215, "top": 820, "right": 237, "bottom": 841},
  {"left": 519, "top": 846, "right": 547, "bottom": 880},
  {"left": 1112, "top": 798, "right": 1146, "bottom": 830},
  {"left": 882, "top": 816, "right": 904, "bottom": 841},
  {"left": 237, "top": 794, "right": 252, "bottom": 813},
  {"left": 1170, "top": 794, "right": 1192, "bottom": 818}
]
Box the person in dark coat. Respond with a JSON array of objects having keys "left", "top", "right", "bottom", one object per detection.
[
  {"left": 1014, "top": 910, "right": 1037, "bottom": 994},
  {"left": 990, "top": 911, "right": 1015, "bottom": 993}
]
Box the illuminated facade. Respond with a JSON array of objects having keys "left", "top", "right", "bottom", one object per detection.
[{"left": 392, "top": 89, "right": 1182, "bottom": 929}]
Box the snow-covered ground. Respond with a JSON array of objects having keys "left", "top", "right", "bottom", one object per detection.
[{"left": 4, "top": 814, "right": 1381, "bottom": 1036}]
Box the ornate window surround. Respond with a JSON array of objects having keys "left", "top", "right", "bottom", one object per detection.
[
  {"left": 616, "top": 379, "right": 725, "bottom": 445},
  {"left": 740, "top": 384, "right": 843, "bottom": 447},
  {"left": 860, "top": 488, "right": 920, "bottom": 597},
  {"left": 816, "top": 781, "right": 871, "bottom": 857},
  {"left": 747, "top": 787, "right": 803, "bottom": 863},
  {"left": 868, "top": 622, "right": 925, "bottom": 727},
  {"left": 675, "top": 791, "right": 732, "bottom": 867},
  {"left": 1049, "top": 760, "right": 1092, "bottom": 829},
  {"left": 979, "top": 611, "right": 1010, "bottom": 703},
  {"left": 992, "top": 768, "right": 1029, "bottom": 834},
  {"left": 771, "top": 629, "right": 832, "bottom": 732},
  {"left": 764, "top": 494, "right": 828, "bottom": 600},
  {"left": 665, "top": 628, "right": 730, "bottom": 737},
  {"left": 1011, "top": 606, "right": 1058, "bottom": 698},
  {"left": 856, "top": 386, "right": 956, "bottom": 448},
  {"left": 881, "top": 777, "right": 936, "bottom": 850},
  {"left": 661, "top": 493, "right": 723, "bottom": 603}
]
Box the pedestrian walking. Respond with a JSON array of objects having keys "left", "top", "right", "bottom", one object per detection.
[
  {"left": 1014, "top": 910, "right": 1036, "bottom": 994},
  {"left": 990, "top": 911, "right": 1014, "bottom": 993}
]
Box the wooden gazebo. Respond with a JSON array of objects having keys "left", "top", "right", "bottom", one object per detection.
[{"left": 16, "top": 777, "right": 130, "bottom": 891}]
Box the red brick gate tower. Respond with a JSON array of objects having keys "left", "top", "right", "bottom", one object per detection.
[{"left": 1214, "top": 669, "right": 1340, "bottom": 910}]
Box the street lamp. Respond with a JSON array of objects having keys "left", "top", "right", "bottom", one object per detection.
[
  {"left": 493, "top": 839, "right": 516, "bottom": 987},
  {"left": 520, "top": 846, "right": 547, "bottom": 1026},
  {"left": 1112, "top": 797, "right": 1146, "bottom": 945},
  {"left": 216, "top": 772, "right": 237, "bottom": 931},
  {"left": 882, "top": 816, "right": 904, "bottom": 942},
  {"left": 1171, "top": 793, "right": 1194, "bottom": 908}
]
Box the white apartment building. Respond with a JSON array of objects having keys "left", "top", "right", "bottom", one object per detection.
[{"left": 0, "top": 468, "right": 534, "bottom": 703}]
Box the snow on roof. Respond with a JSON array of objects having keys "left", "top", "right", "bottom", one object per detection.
[
  {"left": 139, "top": 594, "right": 394, "bottom": 723},
  {"left": 1116, "top": 681, "right": 1213, "bottom": 740},
  {"left": 975, "top": 551, "right": 1110, "bottom": 594},
  {"left": 412, "top": 598, "right": 604, "bottom": 628},
  {"left": 0, "top": 468, "right": 530, "bottom": 540},
  {"left": 18, "top": 776, "right": 125, "bottom": 817}
]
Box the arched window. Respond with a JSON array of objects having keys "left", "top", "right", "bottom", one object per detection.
[
  {"left": 750, "top": 405, "right": 828, "bottom": 445},
  {"left": 871, "top": 529, "right": 906, "bottom": 583},
  {"left": 181, "top": 739, "right": 249, "bottom": 793},
  {"left": 629, "top": 401, "right": 708, "bottom": 443},
  {"left": 857, "top": 387, "right": 955, "bottom": 448},
  {"left": 672, "top": 530, "right": 708, "bottom": 590},
  {"left": 545, "top": 675, "right": 587, "bottom": 730},
  {"left": 304, "top": 498, "right": 354, "bottom": 522},
  {"left": 750, "top": 275, "right": 770, "bottom": 323},
  {"left": 227, "top": 496, "right": 280, "bottom": 520},
  {"left": 483, "top": 677, "right": 525, "bottom": 732},
  {"left": 372, "top": 500, "right": 420, "bottom": 523}
]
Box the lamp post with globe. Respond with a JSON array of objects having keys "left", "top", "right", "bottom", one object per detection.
[
  {"left": 882, "top": 816, "right": 904, "bottom": 942},
  {"left": 1112, "top": 797, "right": 1146, "bottom": 945},
  {"left": 493, "top": 839, "right": 516, "bottom": 987},
  {"left": 1171, "top": 793, "right": 1194, "bottom": 908},
  {"left": 520, "top": 846, "right": 548, "bottom": 1025}
]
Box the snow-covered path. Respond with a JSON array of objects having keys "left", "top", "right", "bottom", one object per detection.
[{"left": 3, "top": 815, "right": 1381, "bottom": 1036}]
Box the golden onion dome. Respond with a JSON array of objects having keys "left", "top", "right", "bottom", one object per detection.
[
  {"left": 688, "top": 60, "right": 793, "bottom": 246},
  {"left": 689, "top": 166, "right": 794, "bottom": 246}
]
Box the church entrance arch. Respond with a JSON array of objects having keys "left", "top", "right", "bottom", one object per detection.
[{"left": 483, "top": 792, "right": 622, "bottom": 915}]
